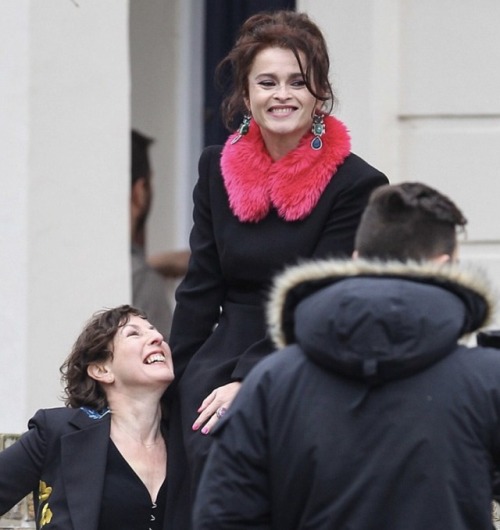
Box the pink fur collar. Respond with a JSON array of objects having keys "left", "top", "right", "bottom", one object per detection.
[{"left": 220, "top": 115, "right": 351, "bottom": 222}]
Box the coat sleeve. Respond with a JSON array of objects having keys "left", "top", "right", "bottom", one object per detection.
[
  {"left": 0, "top": 410, "right": 47, "bottom": 515},
  {"left": 169, "top": 147, "right": 226, "bottom": 384},
  {"left": 192, "top": 367, "right": 272, "bottom": 529},
  {"left": 312, "top": 156, "right": 389, "bottom": 259}
]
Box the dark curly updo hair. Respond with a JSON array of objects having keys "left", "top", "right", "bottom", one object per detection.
[
  {"left": 216, "top": 10, "right": 335, "bottom": 130},
  {"left": 60, "top": 305, "right": 147, "bottom": 410}
]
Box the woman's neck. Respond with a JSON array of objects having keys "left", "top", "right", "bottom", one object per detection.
[
  {"left": 259, "top": 127, "right": 308, "bottom": 161},
  {"left": 109, "top": 399, "right": 167, "bottom": 502},
  {"left": 108, "top": 394, "right": 163, "bottom": 447}
]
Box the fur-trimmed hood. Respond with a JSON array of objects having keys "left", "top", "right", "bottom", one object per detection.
[{"left": 267, "top": 259, "right": 497, "bottom": 384}]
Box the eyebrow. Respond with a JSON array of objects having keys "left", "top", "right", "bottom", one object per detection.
[
  {"left": 254, "top": 72, "right": 304, "bottom": 79},
  {"left": 121, "top": 322, "right": 156, "bottom": 333}
]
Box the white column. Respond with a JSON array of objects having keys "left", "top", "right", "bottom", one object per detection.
[
  {"left": 0, "top": 0, "right": 130, "bottom": 432},
  {"left": 0, "top": 0, "right": 30, "bottom": 434}
]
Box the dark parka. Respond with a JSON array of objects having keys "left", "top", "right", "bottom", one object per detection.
[{"left": 193, "top": 259, "right": 500, "bottom": 530}]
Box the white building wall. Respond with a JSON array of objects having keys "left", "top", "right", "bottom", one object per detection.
[
  {"left": 299, "top": 0, "right": 500, "bottom": 323},
  {"left": 0, "top": 0, "right": 130, "bottom": 433},
  {"left": 397, "top": 0, "right": 500, "bottom": 297}
]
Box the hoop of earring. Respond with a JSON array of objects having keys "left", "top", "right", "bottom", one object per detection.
[
  {"left": 231, "top": 114, "right": 251, "bottom": 145},
  {"left": 310, "top": 113, "right": 325, "bottom": 150}
]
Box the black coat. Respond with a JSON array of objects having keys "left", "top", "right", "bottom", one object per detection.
[
  {"left": 193, "top": 259, "right": 500, "bottom": 530},
  {"left": 167, "top": 143, "right": 387, "bottom": 518},
  {"left": 170, "top": 147, "right": 388, "bottom": 385}
]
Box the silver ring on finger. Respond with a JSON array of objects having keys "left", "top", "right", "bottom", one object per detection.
[{"left": 216, "top": 406, "right": 227, "bottom": 419}]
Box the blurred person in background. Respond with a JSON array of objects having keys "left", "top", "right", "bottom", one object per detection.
[{"left": 131, "top": 129, "right": 188, "bottom": 340}]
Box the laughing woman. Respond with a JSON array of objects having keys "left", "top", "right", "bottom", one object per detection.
[
  {"left": 167, "top": 9, "right": 389, "bottom": 525},
  {"left": 0, "top": 305, "right": 174, "bottom": 530}
]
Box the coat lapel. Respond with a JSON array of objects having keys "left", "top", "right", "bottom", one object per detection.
[{"left": 61, "top": 409, "right": 110, "bottom": 530}]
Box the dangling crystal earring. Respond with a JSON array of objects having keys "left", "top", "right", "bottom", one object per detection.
[
  {"left": 310, "top": 113, "right": 325, "bottom": 150},
  {"left": 231, "top": 114, "right": 252, "bottom": 144}
]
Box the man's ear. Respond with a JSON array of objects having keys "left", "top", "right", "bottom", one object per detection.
[
  {"left": 432, "top": 253, "right": 452, "bottom": 265},
  {"left": 352, "top": 250, "right": 359, "bottom": 260},
  {"left": 131, "top": 177, "right": 149, "bottom": 211},
  {"left": 87, "top": 363, "right": 114, "bottom": 385}
]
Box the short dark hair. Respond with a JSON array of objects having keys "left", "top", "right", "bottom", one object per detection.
[
  {"left": 131, "top": 129, "right": 154, "bottom": 186},
  {"left": 355, "top": 182, "right": 467, "bottom": 261},
  {"left": 216, "top": 10, "right": 335, "bottom": 130},
  {"left": 60, "top": 305, "right": 147, "bottom": 410}
]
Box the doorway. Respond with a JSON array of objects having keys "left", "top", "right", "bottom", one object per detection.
[{"left": 203, "top": 0, "right": 296, "bottom": 146}]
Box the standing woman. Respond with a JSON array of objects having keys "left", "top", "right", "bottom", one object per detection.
[
  {"left": 0, "top": 305, "right": 174, "bottom": 530},
  {"left": 168, "top": 9, "right": 389, "bottom": 522}
]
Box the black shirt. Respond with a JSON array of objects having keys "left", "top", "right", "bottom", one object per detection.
[{"left": 98, "top": 440, "right": 167, "bottom": 530}]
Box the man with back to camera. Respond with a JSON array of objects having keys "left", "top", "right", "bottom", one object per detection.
[{"left": 192, "top": 182, "right": 500, "bottom": 530}]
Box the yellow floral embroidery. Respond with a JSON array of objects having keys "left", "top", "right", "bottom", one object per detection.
[
  {"left": 39, "top": 481, "right": 52, "bottom": 502},
  {"left": 40, "top": 503, "right": 53, "bottom": 527},
  {"left": 38, "top": 480, "right": 53, "bottom": 527}
]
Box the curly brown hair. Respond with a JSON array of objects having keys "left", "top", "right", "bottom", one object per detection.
[
  {"left": 216, "top": 10, "right": 335, "bottom": 130},
  {"left": 60, "top": 305, "right": 147, "bottom": 410}
]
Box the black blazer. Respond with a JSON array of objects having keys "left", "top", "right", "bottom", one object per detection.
[{"left": 0, "top": 407, "right": 168, "bottom": 530}]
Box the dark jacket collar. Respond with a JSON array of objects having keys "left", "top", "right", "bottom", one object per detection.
[{"left": 62, "top": 408, "right": 111, "bottom": 530}]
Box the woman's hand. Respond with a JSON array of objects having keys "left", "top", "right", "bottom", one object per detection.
[{"left": 192, "top": 381, "right": 242, "bottom": 435}]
